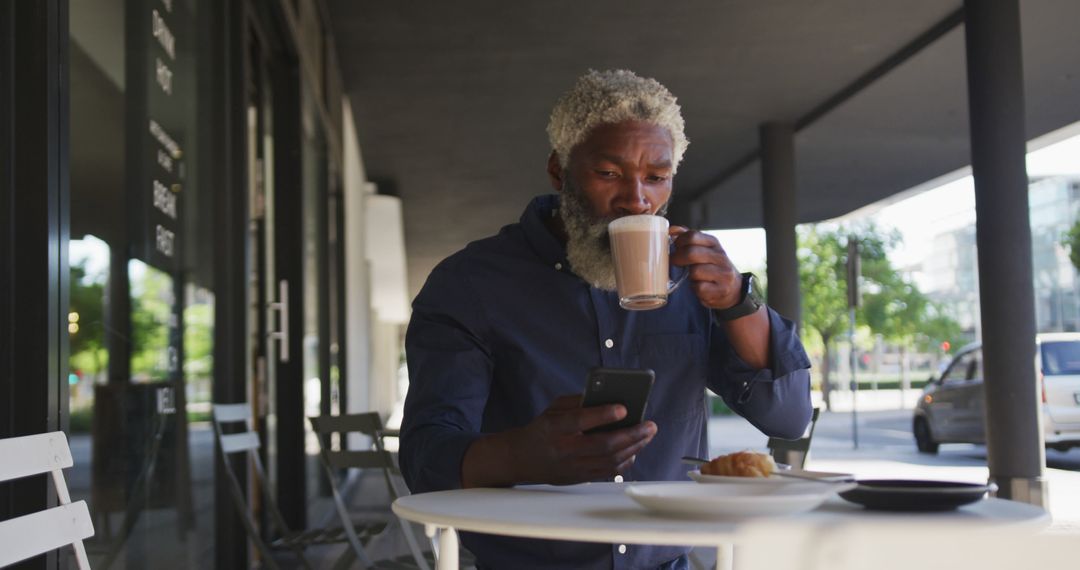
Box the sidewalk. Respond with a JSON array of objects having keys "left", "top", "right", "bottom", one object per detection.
[{"left": 809, "top": 387, "right": 923, "bottom": 412}]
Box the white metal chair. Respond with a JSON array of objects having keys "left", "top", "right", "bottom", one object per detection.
[{"left": 0, "top": 431, "right": 95, "bottom": 569}]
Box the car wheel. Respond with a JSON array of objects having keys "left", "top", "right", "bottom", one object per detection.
[{"left": 914, "top": 417, "right": 939, "bottom": 454}]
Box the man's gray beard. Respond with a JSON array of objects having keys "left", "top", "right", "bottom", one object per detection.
[{"left": 558, "top": 178, "right": 619, "bottom": 291}]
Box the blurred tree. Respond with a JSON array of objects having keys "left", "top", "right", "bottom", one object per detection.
[
  {"left": 798, "top": 228, "right": 848, "bottom": 411},
  {"left": 69, "top": 261, "right": 107, "bottom": 379},
  {"left": 130, "top": 262, "right": 175, "bottom": 380},
  {"left": 800, "top": 224, "right": 963, "bottom": 409},
  {"left": 1063, "top": 219, "right": 1080, "bottom": 272},
  {"left": 915, "top": 306, "right": 964, "bottom": 355}
]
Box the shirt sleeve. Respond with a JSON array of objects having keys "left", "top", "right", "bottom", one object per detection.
[
  {"left": 707, "top": 307, "right": 813, "bottom": 440},
  {"left": 399, "top": 258, "right": 493, "bottom": 493}
]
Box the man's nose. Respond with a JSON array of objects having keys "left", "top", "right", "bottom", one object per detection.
[{"left": 614, "top": 180, "right": 651, "bottom": 216}]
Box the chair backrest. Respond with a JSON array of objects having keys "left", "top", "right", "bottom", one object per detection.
[
  {"left": 309, "top": 412, "right": 430, "bottom": 570},
  {"left": 211, "top": 403, "right": 293, "bottom": 548},
  {"left": 0, "top": 431, "right": 94, "bottom": 569},
  {"left": 309, "top": 413, "right": 397, "bottom": 472},
  {"left": 212, "top": 403, "right": 263, "bottom": 458},
  {"left": 767, "top": 407, "right": 820, "bottom": 469}
]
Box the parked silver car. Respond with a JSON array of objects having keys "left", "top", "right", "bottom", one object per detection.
[{"left": 913, "top": 333, "right": 1080, "bottom": 453}]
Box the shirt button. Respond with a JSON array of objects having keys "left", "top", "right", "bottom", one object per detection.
[
  {"left": 614, "top": 475, "right": 623, "bottom": 483},
  {"left": 618, "top": 544, "right": 627, "bottom": 554},
  {"left": 555, "top": 262, "right": 563, "bottom": 270},
  {"left": 604, "top": 339, "right": 614, "bottom": 348}
]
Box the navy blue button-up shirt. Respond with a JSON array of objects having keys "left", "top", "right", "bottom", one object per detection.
[{"left": 401, "top": 195, "right": 812, "bottom": 570}]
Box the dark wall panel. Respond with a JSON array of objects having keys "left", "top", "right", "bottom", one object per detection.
[{"left": 1, "top": 1, "right": 66, "bottom": 569}]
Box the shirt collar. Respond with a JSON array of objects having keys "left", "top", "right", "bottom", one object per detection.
[{"left": 520, "top": 194, "right": 568, "bottom": 266}]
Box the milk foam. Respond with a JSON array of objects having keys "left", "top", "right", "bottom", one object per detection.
[{"left": 608, "top": 215, "right": 668, "bottom": 234}]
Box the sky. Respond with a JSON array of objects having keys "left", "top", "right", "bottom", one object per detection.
[{"left": 708, "top": 122, "right": 1080, "bottom": 276}]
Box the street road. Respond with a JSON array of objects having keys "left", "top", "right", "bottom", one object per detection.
[{"left": 708, "top": 406, "right": 1080, "bottom": 472}]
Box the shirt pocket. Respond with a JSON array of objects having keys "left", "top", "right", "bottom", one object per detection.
[{"left": 636, "top": 333, "right": 707, "bottom": 424}]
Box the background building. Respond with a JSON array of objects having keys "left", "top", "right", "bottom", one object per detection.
[{"left": 921, "top": 176, "right": 1080, "bottom": 340}]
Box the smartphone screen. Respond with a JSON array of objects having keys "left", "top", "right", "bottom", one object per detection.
[{"left": 580, "top": 367, "right": 655, "bottom": 434}]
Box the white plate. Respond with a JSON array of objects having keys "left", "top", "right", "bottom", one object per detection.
[{"left": 626, "top": 482, "right": 839, "bottom": 518}]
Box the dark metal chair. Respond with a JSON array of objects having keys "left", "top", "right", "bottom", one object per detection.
[
  {"left": 212, "top": 403, "right": 400, "bottom": 570},
  {"left": 309, "top": 412, "right": 435, "bottom": 570},
  {"left": 767, "top": 407, "right": 821, "bottom": 469}
]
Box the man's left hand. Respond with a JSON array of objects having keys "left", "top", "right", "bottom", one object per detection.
[{"left": 669, "top": 226, "right": 742, "bottom": 310}]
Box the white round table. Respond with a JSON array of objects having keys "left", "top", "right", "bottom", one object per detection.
[{"left": 392, "top": 482, "right": 1049, "bottom": 569}]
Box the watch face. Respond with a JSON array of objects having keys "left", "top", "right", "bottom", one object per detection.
[{"left": 746, "top": 274, "right": 764, "bottom": 305}]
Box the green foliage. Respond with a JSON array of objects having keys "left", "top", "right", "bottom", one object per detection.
[
  {"left": 1064, "top": 219, "right": 1080, "bottom": 273},
  {"left": 798, "top": 223, "right": 964, "bottom": 404},
  {"left": 130, "top": 262, "right": 175, "bottom": 380},
  {"left": 70, "top": 261, "right": 108, "bottom": 376},
  {"left": 800, "top": 223, "right": 961, "bottom": 345},
  {"left": 69, "top": 406, "right": 94, "bottom": 433},
  {"left": 184, "top": 300, "right": 214, "bottom": 377},
  {"left": 797, "top": 227, "right": 851, "bottom": 401},
  {"left": 798, "top": 228, "right": 848, "bottom": 345},
  {"left": 914, "top": 305, "right": 965, "bottom": 354},
  {"left": 709, "top": 394, "right": 735, "bottom": 416}
]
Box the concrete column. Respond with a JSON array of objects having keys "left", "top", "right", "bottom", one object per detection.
[
  {"left": 963, "top": 0, "right": 1046, "bottom": 506},
  {"left": 343, "top": 102, "right": 376, "bottom": 452},
  {"left": 760, "top": 123, "right": 801, "bottom": 328}
]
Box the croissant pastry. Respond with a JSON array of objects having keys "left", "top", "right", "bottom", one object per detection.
[{"left": 700, "top": 451, "right": 776, "bottom": 478}]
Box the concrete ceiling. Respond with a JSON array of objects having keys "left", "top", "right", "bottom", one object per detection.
[{"left": 326, "top": 0, "right": 1080, "bottom": 297}]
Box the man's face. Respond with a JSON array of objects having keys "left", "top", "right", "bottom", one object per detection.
[
  {"left": 548, "top": 120, "right": 675, "bottom": 290},
  {"left": 560, "top": 120, "right": 675, "bottom": 222}
]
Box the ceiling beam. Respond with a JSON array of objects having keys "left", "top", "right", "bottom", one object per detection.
[{"left": 682, "top": 7, "right": 965, "bottom": 205}]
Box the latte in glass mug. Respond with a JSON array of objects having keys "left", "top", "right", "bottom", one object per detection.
[{"left": 607, "top": 215, "right": 687, "bottom": 310}]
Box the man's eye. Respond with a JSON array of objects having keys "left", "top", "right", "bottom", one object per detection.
[
  {"left": 596, "top": 171, "right": 618, "bottom": 179},
  {"left": 647, "top": 175, "right": 669, "bottom": 183}
]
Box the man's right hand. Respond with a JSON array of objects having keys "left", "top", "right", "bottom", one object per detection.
[{"left": 461, "top": 394, "right": 658, "bottom": 488}]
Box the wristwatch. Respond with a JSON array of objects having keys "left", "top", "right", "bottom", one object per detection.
[{"left": 713, "top": 272, "right": 764, "bottom": 321}]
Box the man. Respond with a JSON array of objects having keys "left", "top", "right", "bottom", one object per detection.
[{"left": 401, "top": 69, "right": 812, "bottom": 569}]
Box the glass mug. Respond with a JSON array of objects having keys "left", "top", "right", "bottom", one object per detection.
[{"left": 607, "top": 215, "right": 689, "bottom": 310}]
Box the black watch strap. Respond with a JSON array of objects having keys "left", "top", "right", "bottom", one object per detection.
[{"left": 713, "top": 272, "right": 764, "bottom": 322}]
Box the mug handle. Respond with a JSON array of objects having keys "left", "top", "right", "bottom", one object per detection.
[{"left": 667, "top": 236, "right": 689, "bottom": 293}]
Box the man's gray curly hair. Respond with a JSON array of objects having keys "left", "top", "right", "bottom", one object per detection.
[{"left": 547, "top": 69, "right": 689, "bottom": 173}]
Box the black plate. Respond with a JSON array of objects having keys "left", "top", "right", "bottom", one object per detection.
[{"left": 838, "top": 479, "right": 996, "bottom": 512}]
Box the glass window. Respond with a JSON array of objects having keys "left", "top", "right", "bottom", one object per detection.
[
  {"left": 965, "top": 352, "right": 982, "bottom": 380},
  {"left": 68, "top": 0, "right": 215, "bottom": 566},
  {"left": 1041, "top": 341, "right": 1080, "bottom": 376},
  {"left": 302, "top": 86, "right": 332, "bottom": 505},
  {"left": 941, "top": 352, "right": 976, "bottom": 384}
]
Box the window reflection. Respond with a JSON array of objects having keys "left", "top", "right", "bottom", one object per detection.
[
  {"left": 129, "top": 259, "right": 177, "bottom": 382},
  {"left": 68, "top": 0, "right": 214, "bottom": 567}
]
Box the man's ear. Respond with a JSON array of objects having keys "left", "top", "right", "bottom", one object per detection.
[{"left": 546, "top": 151, "right": 564, "bottom": 192}]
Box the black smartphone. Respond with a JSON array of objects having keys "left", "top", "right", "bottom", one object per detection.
[{"left": 580, "top": 367, "right": 655, "bottom": 434}]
